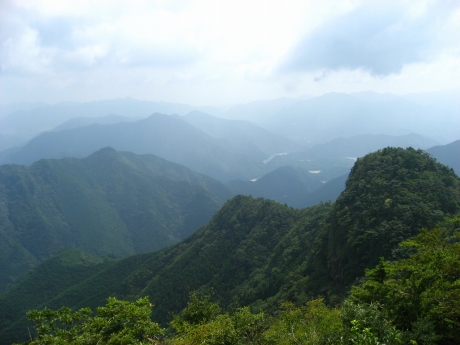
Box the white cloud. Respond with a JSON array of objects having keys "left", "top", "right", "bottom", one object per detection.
[
  {"left": 2, "top": 26, "right": 56, "bottom": 74},
  {"left": 279, "top": 1, "right": 460, "bottom": 76},
  {"left": 1, "top": 0, "right": 460, "bottom": 105}
]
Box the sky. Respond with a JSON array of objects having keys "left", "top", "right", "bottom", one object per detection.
[{"left": 1, "top": 0, "right": 460, "bottom": 106}]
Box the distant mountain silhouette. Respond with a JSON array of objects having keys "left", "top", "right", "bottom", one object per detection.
[
  {"left": 262, "top": 93, "right": 458, "bottom": 145},
  {"left": 0, "top": 98, "right": 219, "bottom": 151},
  {"left": 3, "top": 113, "right": 266, "bottom": 182},
  {"left": 52, "top": 114, "right": 141, "bottom": 131},
  {"left": 426, "top": 139, "right": 460, "bottom": 176},
  {"left": 294, "top": 173, "right": 348, "bottom": 208},
  {"left": 300, "top": 133, "right": 439, "bottom": 159},
  {"left": 179, "top": 110, "right": 304, "bottom": 160},
  {"left": 228, "top": 166, "right": 324, "bottom": 206},
  {"left": 221, "top": 97, "right": 298, "bottom": 123},
  {"left": 228, "top": 166, "right": 348, "bottom": 208},
  {"left": 263, "top": 133, "right": 439, "bottom": 182}
]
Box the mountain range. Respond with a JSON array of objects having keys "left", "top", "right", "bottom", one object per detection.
[
  {"left": 0, "top": 98, "right": 219, "bottom": 151},
  {"left": 0, "top": 90, "right": 459, "bottom": 344},
  {"left": 2, "top": 113, "right": 267, "bottom": 182},
  {"left": 2, "top": 90, "right": 458, "bottom": 153},
  {"left": 1, "top": 147, "right": 459, "bottom": 344},
  {"left": 260, "top": 93, "right": 459, "bottom": 145}
]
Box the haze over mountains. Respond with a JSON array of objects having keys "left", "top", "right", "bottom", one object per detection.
[
  {"left": 1, "top": 89, "right": 458, "bottom": 212},
  {"left": 1, "top": 90, "right": 458, "bottom": 153},
  {"left": 260, "top": 93, "right": 458, "bottom": 145},
  {"left": 1, "top": 90, "right": 457, "bottom": 173},
  {"left": 0, "top": 90, "right": 459, "bottom": 344},
  {"left": 3, "top": 1, "right": 460, "bottom": 342},
  {"left": 0, "top": 98, "right": 218, "bottom": 152}
]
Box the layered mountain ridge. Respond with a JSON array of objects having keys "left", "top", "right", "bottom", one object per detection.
[{"left": 1, "top": 147, "right": 459, "bottom": 344}]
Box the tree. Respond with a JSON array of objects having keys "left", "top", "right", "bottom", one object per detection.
[
  {"left": 262, "top": 299, "right": 342, "bottom": 345},
  {"left": 18, "top": 297, "right": 163, "bottom": 344},
  {"left": 168, "top": 292, "right": 266, "bottom": 345},
  {"left": 348, "top": 228, "right": 460, "bottom": 344}
]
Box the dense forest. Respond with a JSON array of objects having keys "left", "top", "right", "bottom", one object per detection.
[
  {"left": 1, "top": 147, "right": 459, "bottom": 344},
  {"left": 0, "top": 147, "right": 234, "bottom": 293}
]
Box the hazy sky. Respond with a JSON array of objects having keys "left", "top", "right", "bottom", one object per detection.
[{"left": 1, "top": 0, "right": 459, "bottom": 106}]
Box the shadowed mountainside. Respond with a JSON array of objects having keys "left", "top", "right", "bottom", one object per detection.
[{"left": 0, "top": 147, "right": 234, "bottom": 293}]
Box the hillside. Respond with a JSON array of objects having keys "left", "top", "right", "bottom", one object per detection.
[
  {"left": 326, "top": 147, "right": 460, "bottom": 286},
  {"left": 2, "top": 113, "right": 266, "bottom": 182},
  {"left": 0, "top": 148, "right": 234, "bottom": 293},
  {"left": 1, "top": 147, "right": 459, "bottom": 344}
]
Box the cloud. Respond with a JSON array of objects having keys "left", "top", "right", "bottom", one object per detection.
[
  {"left": 32, "top": 17, "right": 77, "bottom": 49},
  {"left": 279, "top": 1, "right": 460, "bottom": 76},
  {"left": 1, "top": 1, "right": 203, "bottom": 77}
]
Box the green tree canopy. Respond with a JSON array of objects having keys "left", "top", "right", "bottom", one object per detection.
[
  {"left": 19, "top": 297, "right": 163, "bottom": 345},
  {"left": 348, "top": 228, "right": 460, "bottom": 344}
]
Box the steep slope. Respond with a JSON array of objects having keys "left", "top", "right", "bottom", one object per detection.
[
  {"left": 0, "top": 247, "right": 115, "bottom": 344},
  {"left": 325, "top": 147, "right": 460, "bottom": 286},
  {"left": 426, "top": 139, "right": 460, "bottom": 176},
  {"left": 3, "top": 113, "right": 265, "bottom": 182},
  {"left": 0, "top": 148, "right": 234, "bottom": 292},
  {"left": 2, "top": 148, "right": 460, "bottom": 344},
  {"left": 0, "top": 196, "right": 322, "bottom": 344}
]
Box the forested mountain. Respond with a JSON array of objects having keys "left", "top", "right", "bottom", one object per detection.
[
  {"left": 0, "top": 147, "right": 234, "bottom": 293},
  {"left": 2, "top": 147, "right": 459, "bottom": 344},
  {"left": 326, "top": 147, "right": 460, "bottom": 285},
  {"left": 2, "top": 113, "right": 266, "bottom": 182}
]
